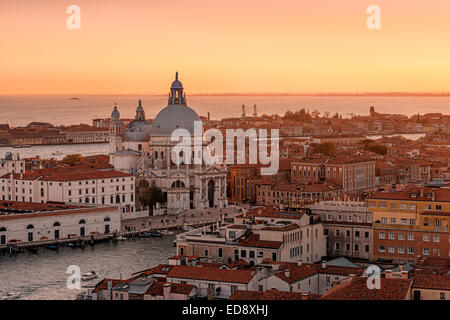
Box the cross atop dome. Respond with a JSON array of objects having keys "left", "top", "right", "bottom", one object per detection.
[{"left": 169, "top": 72, "right": 186, "bottom": 105}]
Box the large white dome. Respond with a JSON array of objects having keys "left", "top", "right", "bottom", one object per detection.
[{"left": 151, "top": 104, "right": 200, "bottom": 136}]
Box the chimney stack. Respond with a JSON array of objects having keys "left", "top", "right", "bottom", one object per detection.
[
  {"left": 385, "top": 270, "right": 393, "bottom": 279},
  {"left": 163, "top": 283, "right": 171, "bottom": 298},
  {"left": 253, "top": 104, "right": 257, "bottom": 117},
  {"left": 297, "top": 259, "right": 303, "bottom": 266},
  {"left": 107, "top": 280, "right": 112, "bottom": 300},
  {"left": 321, "top": 261, "right": 327, "bottom": 269},
  {"left": 400, "top": 271, "right": 409, "bottom": 279},
  {"left": 241, "top": 104, "right": 246, "bottom": 117},
  {"left": 285, "top": 269, "right": 290, "bottom": 278}
]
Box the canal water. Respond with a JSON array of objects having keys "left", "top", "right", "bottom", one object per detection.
[
  {"left": 0, "top": 236, "right": 176, "bottom": 300},
  {"left": 0, "top": 143, "right": 109, "bottom": 161}
]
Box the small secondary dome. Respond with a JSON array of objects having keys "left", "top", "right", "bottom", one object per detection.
[
  {"left": 111, "top": 103, "right": 120, "bottom": 120},
  {"left": 124, "top": 100, "right": 151, "bottom": 141}
]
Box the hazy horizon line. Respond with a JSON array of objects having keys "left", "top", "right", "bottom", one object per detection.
[{"left": 3, "top": 92, "right": 450, "bottom": 97}]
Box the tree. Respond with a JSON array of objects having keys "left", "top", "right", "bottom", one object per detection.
[
  {"left": 138, "top": 180, "right": 164, "bottom": 214},
  {"left": 283, "top": 108, "right": 312, "bottom": 122},
  {"left": 61, "top": 154, "right": 82, "bottom": 165},
  {"left": 366, "top": 143, "right": 387, "bottom": 155},
  {"left": 311, "top": 142, "right": 336, "bottom": 156}
]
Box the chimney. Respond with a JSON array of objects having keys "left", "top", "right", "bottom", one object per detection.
[
  {"left": 301, "top": 293, "right": 309, "bottom": 300},
  {"left": 107, "top": 280, "right": 112, "bottom": 300},
  {"left": 431, "top": 188, "right": 436, "bottom": 201},
  {"left": 297, "top": 259, "right": 303, "bottom": 266},
  {"left": 385, "top": 270, "right": 393, "bottom": 279},
  {"left": 163, "top": 283, "right": 171, "bottom": 298},
  {"left": 400, "top": 271, "right": 409, "bottom": 280},
  {"left": 207, "top": 112, "right": 210, "bottom": 121},
  {"left": 285, "top": 269, "right": 290, "bottom": 278},
  {"left": 241, "top": 104, "right": 246, "bottom": 117},
  {"left": 191, "top": 259, "right": 197, "bottom": 267},
  {"left": 253, "top": 104, "right": 257, "bottom": 117},
  {"left": 321, "top": 261, "right": 327, "bottom": 269}
]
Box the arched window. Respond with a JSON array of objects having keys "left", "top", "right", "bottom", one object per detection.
[
  {"left": 104, "top": 217, "right": 111, "bottom": 222},
  {"left": 26, "top": 224, "right": 34, "bottom": 229},
  {"left": 79, "top": 219, "right": 86, "bottom": 224},
  {"left": 140, "top": 180, "right": 149, "bottom": 188},
  {"left": 171, "top": 180, "right": 185, "bottom": 188},
  {"left": 0, "top": 227, "right": 6, "bottom": 232},
  {"left": 53, "top": 222, "right": 61, "bottom": 227}
]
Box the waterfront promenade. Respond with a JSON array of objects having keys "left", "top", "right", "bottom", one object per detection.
[{"left": 0, "top": 206, "right": 243, "bottom": 253}]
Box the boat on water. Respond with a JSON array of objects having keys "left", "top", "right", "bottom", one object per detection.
[
  {"left": 52, "top": 151, "right": 63, "bottom": 156},
  {"left": 67, "top": 242, "right": 77, "bottom": 249},
  {"left": 2, "top": 292, "right": 21, "bottom": 300},
  {"left": 115, "top": 235, "right": 127, "bottom": 241},
  {"left": 81, "top": 271, "right": 98, "bottom": 281},
  {"left": 160, "top": 230, "right": 175, "bottom": 235},
  {"left": 139, "top": 231, "right": 152, "bottom": 238},
  {"left": 150, "top": 231, "right": 163, "bottom": 237},
  {"left": 47, "top": 245, "right": 58, "bottom": 251}
]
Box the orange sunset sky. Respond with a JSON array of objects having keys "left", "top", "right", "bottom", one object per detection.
[{"left": 1, "top": 0, "right": 450, "bottom": 95}]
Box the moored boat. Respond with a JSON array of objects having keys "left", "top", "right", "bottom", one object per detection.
[
  {"left": 2, "top": 292, "right": 21, "bottom": 300},
  {"left": 81, "top": 271, "right": 98, "bottom": 281},
  {"left": 139, "top": 231, "right": 152, "bottom": 238}
]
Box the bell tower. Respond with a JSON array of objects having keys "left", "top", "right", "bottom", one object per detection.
[{"left": 109, "top": 103, "right": 123, "bottom": 157}]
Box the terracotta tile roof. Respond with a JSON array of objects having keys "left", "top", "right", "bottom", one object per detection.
[
  {"left": 230, "top": 289, "right": 320, "bottom": 300},
  {"left": 412, "top": 273, "right": 450, "bottom": 291},
  {"left": 145, "top": 281, "right": 195, "bottom": 296},
  {"left": 239, "top": 233, "right": 282, "bottom": 249},
  {"left": 261, "top": 224, "right": 300, "bottom": 231},
  {"left": 0, "top": 202, "right": 116, "bottom": 220},
  {"left": 167, "top": 265, "right": 257, "bottom": 284},
  {"left": 227, "top": 224, "right": 248, "bottom": 229},
  {"left": 367, "top": 187, "right": 450, "bottom": 202},
  {"left": 2, "top": 169, "right": 132, "bottom": 182},
  {"left": 320, "top": 277, "right": 412, "bottom": 300},
  {"left": 274, "top": 264, "right": 318, "bottom": 284}
]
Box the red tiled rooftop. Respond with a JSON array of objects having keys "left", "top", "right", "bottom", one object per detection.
[
  {"left": 239, "top": 233, "right": 282, "bottom": 249},
  {"left": 167, "top": 265, "right": 257, "bottom": 284},
  {"left": 320, "top": 277, "right": 412, "bottom": 300},
  {"left": 412, "top": 273, "right": 450, "bottom": 291}
]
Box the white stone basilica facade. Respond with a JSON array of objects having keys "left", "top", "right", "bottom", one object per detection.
[{"left": 108, "top": 73, "right": 227, "bottom": 214}]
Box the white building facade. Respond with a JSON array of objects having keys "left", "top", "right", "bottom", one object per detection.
[
  {"left": 0, "top": 204, "right": 120, "bottom": 245},
  {"left": 109, "top": 73, "right": 227, "bottom": 214}
]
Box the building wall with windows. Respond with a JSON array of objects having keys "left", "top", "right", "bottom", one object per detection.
[
  {"left": 368, "top": 187, "right": 450, "bottom": 264},
  {"left": 0, "top": 170, "right": 135, "bottom": 215},
  {"left": 309, "top": 201, "right": 373, "bottom": 260},
  {"left": 0, "top": 203, "right": 120, "bottom": 245}
]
